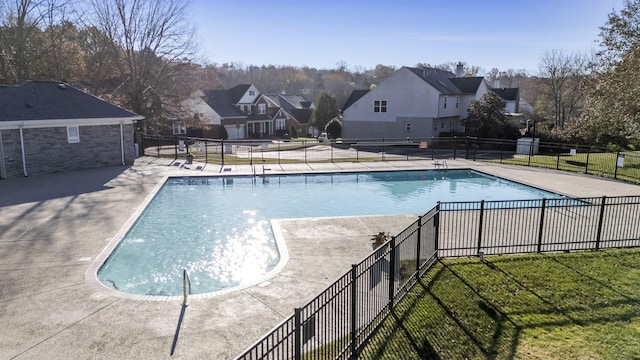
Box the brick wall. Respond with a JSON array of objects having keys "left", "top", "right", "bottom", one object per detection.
[{"left": 0, "top": 124, "right": 135, "bottom": 178}]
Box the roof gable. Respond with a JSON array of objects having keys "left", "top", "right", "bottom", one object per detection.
[
  {"left": 0, "top": 81, "right": 141, "bottom": 122},
  {"left": 228, "top": 84, "right": 252, "bottom": 103}
]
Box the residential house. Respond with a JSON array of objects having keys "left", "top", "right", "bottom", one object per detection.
[
  {"left": 0, "top": 81, "right": 144, "bottom": 179},
  {"left": 342, "top": 65, "right": 519, "bottom": 139},
  {"left": 181, "top": 85, "right": 314, "bottom": 140}
]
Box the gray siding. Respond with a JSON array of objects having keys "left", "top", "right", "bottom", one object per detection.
[
  {"left": 343, "top": 117, "right": 433, "bottom": 139},
  {"left": 0, "top": 124, "right": 134, "bottom": 178}
]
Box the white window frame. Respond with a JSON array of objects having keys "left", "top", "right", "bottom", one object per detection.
[
  {"left": 455, "top": 97, "right": 459, "bottom": 109},
  {"left": 249, "top": 90, "right": 255, "bottom": 96},
  {"left": 258, "top": 103, "right": 266, "bottom": 115},
  {"left": 67, "top": 126, "right": 79, "bottom": 143},
  {"left": 276, "top": 118, "right": 286, "bottom": 130},
  {"left": 406, "top": 123, "right": 411, "bottom": 132},
  {"left": 444, "top": 96, "right": 448, "bottom": 109}
]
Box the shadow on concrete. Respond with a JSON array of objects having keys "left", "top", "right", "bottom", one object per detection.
[
  {"left": 0, "top": 165, "right": 129, "bottom": 207},
  {"left": 170, "top": 304, "right": 188, "bottom": 356}
]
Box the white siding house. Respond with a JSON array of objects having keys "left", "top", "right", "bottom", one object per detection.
[{"left": 342, "top": 66, "right": 501, "bottom": 139}]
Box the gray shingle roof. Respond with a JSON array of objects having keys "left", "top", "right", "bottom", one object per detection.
[
  {"left": 0, "top": 81, "right": 141, "bottom": 122},
  {"left": 228, "top": 84, "right": 252, "bottom": 103},
  {"left": 342, "top": 90, "right": 370, "bottom": 111},
  {"left": 202, "top": 90, "right": 246, "bottom": 117},
  {"left": 406, "top": 67, "right": 484, "bottom": 94},
  {"left": 288, "top": 108, "right": 313, "bottom": 124},
  {"left": 490, "top": 87, "right": 519, "bottom": 101}
]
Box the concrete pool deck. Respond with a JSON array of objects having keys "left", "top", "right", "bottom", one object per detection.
[{"left": 1, "top": 157, "right": 638, "bottom": 359}]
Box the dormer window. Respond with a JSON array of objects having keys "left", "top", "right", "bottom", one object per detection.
[{"left": 249, "top": 90, "right": 255, "bottom": 96}]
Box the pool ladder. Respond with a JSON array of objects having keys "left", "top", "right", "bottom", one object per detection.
[
  {"left": 434, "top": 160, "right": 448, "bottom": 170},
  {"left": 182, "top": 269, "right": 191, "bottom": 305}
]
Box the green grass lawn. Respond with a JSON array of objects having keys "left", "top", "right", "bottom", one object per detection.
[
  {"left": 488, "top": 151, "right": 640, "bottom": 184},
  {"left": 362, "top": 248, "right": 640, "bottom": 359}
]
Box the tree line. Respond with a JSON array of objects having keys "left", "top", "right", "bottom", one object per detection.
[{"left": 2, "top": 0, "right": 639, "bottom": 148}]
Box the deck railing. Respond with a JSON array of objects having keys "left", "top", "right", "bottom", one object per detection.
[{"left": 234, "top": 195, "right": 640, "bottom": 359}]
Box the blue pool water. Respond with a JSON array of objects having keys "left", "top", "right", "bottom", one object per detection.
[{"left": 97, "top": 169, "right": 565, "bottom": 296}]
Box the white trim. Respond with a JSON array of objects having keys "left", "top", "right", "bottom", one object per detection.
[
  {"left": 0, "top": 116, "right": 143, "bottom": 130},
  {"left": 19, "top": 127, "right": 27, "bottom": 177},
  {"left": 120, "top": 123, "right": 125, "bottom": 166}
]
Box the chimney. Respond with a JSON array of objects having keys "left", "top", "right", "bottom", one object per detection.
[
  {"left": 455, "top": 62, "right": 464, "bottom": 77},
  {"left": 493, "top": 79, "right": 500, "bottom": 88}
]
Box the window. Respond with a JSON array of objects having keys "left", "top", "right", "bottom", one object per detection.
[
  {"left": 405, "top": 123, "right": 411, "bottom": 132},
  {"left": 67, "top": 126, "right": 79, "bottom": 143},
  {"left": 276, "top": 118, "right": 286, "bottom": 130},
  {"left": 374, "top": 100, "right": 387, "bottom": 113},
  {"left": 258, "top": 103, "right": 266, "bottom": 115},
  {"left": 440, "top": 122, "right": 444, "bottom": 129},
  {"left": 444, "top": 96, "right": 448, "bottom": 109},
  {"left": 246, "top": 105, "right": 251, "bottom": 115},
  {"left": 249, "top": 90, "right": 255, "bottom": 96},
  {"left": 172, "top": 122, "right": 187, "bottom": 135},
  {"left": 456, "top": 97, "right": 459, "bottom": 109}
]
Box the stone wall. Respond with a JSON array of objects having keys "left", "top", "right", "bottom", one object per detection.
[{"left": 0, "top": 124, "right": 135, "bottom": 178}]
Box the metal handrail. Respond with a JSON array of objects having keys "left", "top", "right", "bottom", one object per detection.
[{"left": 182, "top": 269, "right": 191, "bottom": 305}]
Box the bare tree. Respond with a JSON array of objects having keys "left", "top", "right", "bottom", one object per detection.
[
  {"left": 0, "top": 0, "right": 72, "bottom": 83},
  {"left": 538, "top": 49, "right": 589, "bottom": 128},
  {"left": 87, "top": 0, "right": 197, "bottom": 133}
]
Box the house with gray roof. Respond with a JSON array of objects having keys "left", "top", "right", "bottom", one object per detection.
[
  {"left": 182, "top": 85, "right": 315, "bottom": 139},
  {"left": 342, "top": 66, "right": 518, "bottom": 139},
  {"left": 0, "top": 81, "right": 143, "bottom": 179}
]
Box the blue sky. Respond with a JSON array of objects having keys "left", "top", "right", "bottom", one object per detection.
[{"left": 191, "top": 0, "right": 624, "bottom": 74}]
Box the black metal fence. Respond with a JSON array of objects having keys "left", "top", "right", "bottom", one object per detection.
[
  {"left": 235, "top": 195, "right": 640, "bottom": 359},
  {"left": 138, "top": 135, "right": 640, "bottom": 184}
]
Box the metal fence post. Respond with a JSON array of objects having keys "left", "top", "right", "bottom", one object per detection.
[
  {"left": 174, "top": 137, "right": 178, "bottom": 160},
  {"left": 331, "top": 142, "right": 334, "bottom": 163},
  {"left": 585, "top": 146, "right": 591, "bottom": 174},
  {"left": 477, "top": 200, "right": 485, "bottom": 254},
  {"left": 614, "top": 149, "right": 621, "bottom": 179},
  {"left": 304, "top": 140, "right": 307, "bottom": 164},
  {"left": 595, "top": 196, "right": 607, "bottom": 250},
  {"left": 415, "top": 216, "right": 422, "bottom": 276},
  {"left": 452, "top": 136, "right": 457, "bottom": 160},
  {"left": 537, "top": 198, "right": 546, "bottom": 253},
  {"left": 556, "top": 143, "right": 561, "bottom": 170},
  {"left": 205, "top": 140, "right": 208, "bottom": 164},
  {"left": 500, "top": 140, "right": 504, "bottom": 163},
  {"left": 294, "top": 308, "right": 302, "bottom": 360},
  {"left": 350, "top": 264, "right": 358, "bottom": 359},
  {"left": 434, "top": 203, "right": 440, "bottom": 258},
  {"left": 388, "top": 236, "right": 396, "bottom": 310},
  {"left": 277, "top": 140, "right": 281, "bottom": 165},
  {"left": 528, "top": 139, "right": 533, "bottom": 166},
  {"left": 221, "top": 140, "right": 225, "bottom": 166}
]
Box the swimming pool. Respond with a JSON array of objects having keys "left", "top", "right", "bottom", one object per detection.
[{"left": 97, "top": 169, "right": 566, "bottom": 297}]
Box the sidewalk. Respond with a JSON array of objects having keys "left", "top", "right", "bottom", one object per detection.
[{"left": 0, "top": 157, "right": 637, "bottom": 359}]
